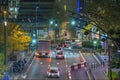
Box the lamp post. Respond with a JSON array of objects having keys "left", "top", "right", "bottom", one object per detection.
[{"left": 3, "top": 10, "right": 7, "bottom": 65}]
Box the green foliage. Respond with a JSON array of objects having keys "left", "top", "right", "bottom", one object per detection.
[
  {"left": 85, "top": 0, "right": 120, "bottom": 48},
  {"left": 0, "top": 43, "right": 4, "bottom": 53},
  {"left": 107, "top": 71, "right": 119, "bottom": 80},
  {"left": 51, "top": 39, "right": 61, "bottom": 44},
  {"left": 0, "top": 65, "right": 8, "bottom": 79},
  {"left": 0, "top": 53, "right": 4, "bottom": 65},
  {"left": 0, "top": 53, "right": 5, "bottom": 79},
  {"left": 82, "top": 41, "right": 93, "bottom": 48},
  {"left": 111, "top": 53, "right": 120, "bottom": 68},
  {"left": 0, "top": 23, "right": 31, "bottom": 56},
  {"left": 82, "top": 40, "right": 101, "bottom": 51}
]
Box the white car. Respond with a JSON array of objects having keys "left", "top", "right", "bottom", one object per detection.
[{"left": 47, "top": 66, "right": 60, "bottom": 78}]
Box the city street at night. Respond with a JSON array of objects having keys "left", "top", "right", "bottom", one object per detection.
[{"left": 0, "top": 0, "right": 120, "bottom": 80}]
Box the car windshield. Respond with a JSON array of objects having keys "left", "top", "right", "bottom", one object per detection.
[
  {"left": 56, "top": 47, "right": 61, "bottom": 50},
  {"left": 50, "top": 69, "right": 58, "bottom": 73},
  {"left": 57, "top": 52, "right": 63, "bottom": 55}
]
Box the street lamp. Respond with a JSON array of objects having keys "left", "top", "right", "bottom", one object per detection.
[
  {"left": 50, "top": 20, "right": 54, "bottom": 25},
  {"left": 3, "top": 10, "right": 7, "bottom": 65}
]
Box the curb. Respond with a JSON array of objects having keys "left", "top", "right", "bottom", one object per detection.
[
  {"left": 67, "top": 68, "right": 72, "bottom": 80},
  {"left": 79, "top": 51, "right": 92, "bottom": 80}
]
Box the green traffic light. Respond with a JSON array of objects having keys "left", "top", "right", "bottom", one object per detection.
[
  {"left": 50, "top": 21, "right": 53, "bottom": 24},
  {"left": 71, "top": 20, "right": 75, "bottom": 25},
  {"left": 93, "top": 41, "right": 97, "bottom": 44},
  {"left": 92, "top": 39, "right": 98, "bottom": 45}
]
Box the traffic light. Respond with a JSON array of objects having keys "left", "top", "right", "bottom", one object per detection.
[
  {"left": 71, "top": 19, "right": 76, "bottom": 25},
  {"left": 50, "top": 20, "right": 53, "bottom": 25},
  {"left": 93, "top": 40, "right": 97, "bottom": 44},
  {"left": 92, "top": 38, "right": 98, "bottom": 45},
  {"left": 49, "top": 19, "right": 54, "bottom": 25}
]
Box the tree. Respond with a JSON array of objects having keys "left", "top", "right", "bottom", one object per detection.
[
  {"left": 83, "top": 0, "right": 120, "bottom": 49},
  {"left": 111, "top": 52, "right": 120, "bottom": 68},
  {"left": 0, "top": 23, "right": 31, "bottom": 55}
]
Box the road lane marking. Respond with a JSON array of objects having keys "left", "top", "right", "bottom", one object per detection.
[
  {"left": 21, "top": 75, "right": 27, "bottom": 79},
  {"left": 64, "top": 52, "right": 71, "bottom": 80},
  {"left": 46, "top": 52, "right": 52, "bottom": 80},
  {"left": 21, "top": 57, "right": 35, "bottom": 79}
]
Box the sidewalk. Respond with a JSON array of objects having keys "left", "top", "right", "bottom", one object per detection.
[
  {"left": 7, "top": 51, "right": 35, "bottom": 80},
  {"left": 91, "top": 52, "right": 108, "bottom": 80}
]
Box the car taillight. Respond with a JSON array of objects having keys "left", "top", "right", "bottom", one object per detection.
[{"left": 56, "top": 55, "right": 58, "bottom": 58}]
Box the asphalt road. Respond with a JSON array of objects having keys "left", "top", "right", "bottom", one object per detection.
[
  {"left": 65, "top": 50, "right": 88, "bottom": 80},
  {"left": 17, "top": 49, "right": 88, "bottom": 80}
]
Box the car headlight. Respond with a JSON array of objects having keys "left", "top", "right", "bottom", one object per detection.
[{"left": 47, "top": 73, "right": 50, "bottom": 76}]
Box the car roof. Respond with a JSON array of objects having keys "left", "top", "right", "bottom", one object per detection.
[
  {"left": 57, "top": 51, "right": 63, "bottom": 54},
  {"left": 49, "top": 66, "right": 58, "bottom": 70}
]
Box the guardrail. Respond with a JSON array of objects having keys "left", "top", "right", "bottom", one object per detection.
[
  {"left": 79, "top": 51, "right": 94, "bottom": 80},
  {"left": 22, "top": 51, "right": 35, "bottom": 73},
  {"left": 93, "top": 52, "right": 104, "bottom": 65}
]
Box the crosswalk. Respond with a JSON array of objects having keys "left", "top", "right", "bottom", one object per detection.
[{"left": 50, "top": 51, "right": 80, "bottom": 58}]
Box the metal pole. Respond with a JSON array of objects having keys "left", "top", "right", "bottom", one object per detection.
[
  {"left": 3, "top": 9, "right": 7, "bottom": 65},
  {"left": 4, "top": 23, "right": 7, "bottom": 65},
  {"left": 36, "top": 6, "right": 38, "bottom": 49},
  {"left": 108, "top": 41, "right": 112, "bottom": 80}
]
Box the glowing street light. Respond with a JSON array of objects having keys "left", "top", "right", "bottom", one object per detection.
[
  {"left": 4, "top": 21, "right": 7, "bottom": 26},
  {"left": 32, "top": 39, "right": 36, "bottom": 44},
  {"left": 71, "top": 19, "right": 76, "bottom": 25},
  {"left": 50, "top": 20, "right": 54, "bottom": 25}
]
